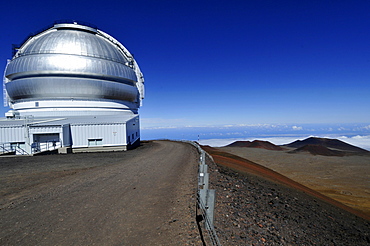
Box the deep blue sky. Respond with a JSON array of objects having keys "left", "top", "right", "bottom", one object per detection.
[{"left": 1, "top": 0, "right": 369, "bottom": 128}]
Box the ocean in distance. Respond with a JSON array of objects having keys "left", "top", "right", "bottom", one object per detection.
[{"left": 141, "top": 123, "right": 370, "bottom": 150}]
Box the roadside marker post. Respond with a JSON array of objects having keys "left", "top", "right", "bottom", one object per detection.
[{"left": 182, "top": 140, "right": 221, "bottom": 245}]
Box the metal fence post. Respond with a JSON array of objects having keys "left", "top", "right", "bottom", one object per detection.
[{"left": 180, "top": 140, "right": 221, "bottom": 245}]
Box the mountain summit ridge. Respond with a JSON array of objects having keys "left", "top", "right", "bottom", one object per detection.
[
  {"left": 224, "top": 137, "right": 369, "bottom": 156},
  {"left": 283, "top": 137, "right": 368, "bottom": 153},
  {"left": 226, "top": 140, "right": 285, "bottom": 151}
]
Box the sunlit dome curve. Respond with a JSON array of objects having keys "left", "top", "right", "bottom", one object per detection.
[{"left": 3, "top": 22, "right": 144, "bottom": 117}]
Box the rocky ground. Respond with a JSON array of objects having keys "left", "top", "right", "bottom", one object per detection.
[
  {"left": 203, "top": 146, "right": 370, "bottom": 245},
  {"left": 0, "top": 141, "right": 202, "bottom": 245},
  {"left": 219, "top": 145, "right": 370, "bottom": 217},
  {"left": 1, "top": 141, "right": 369, "bottom": 245}
]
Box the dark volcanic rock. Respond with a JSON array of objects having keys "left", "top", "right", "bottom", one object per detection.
[
  {"left": 226, "top": 141, "right": 252, "bottom": 147},
  {"left": 284, "top": 137, "right": 369, "bottom": 154},
  {"left": 288, "top": 144, "right": 346, "bottom": 156},
  {"left": 204, "top": 149, "right": 370, "bottom": 245},
  {"left": 226, "top": 140, "right": 285, "bottom": 151}
]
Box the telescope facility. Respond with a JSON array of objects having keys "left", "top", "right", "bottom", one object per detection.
[{"left": 1, "top": 21, "right": 145, "bottom": 155}]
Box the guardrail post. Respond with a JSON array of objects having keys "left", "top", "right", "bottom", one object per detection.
[
  {"left": 199, "top": 188, "right": 216, "bottom": 230},
  {"left": 181, "top": 140, "right": 221, "bottom": 245}
]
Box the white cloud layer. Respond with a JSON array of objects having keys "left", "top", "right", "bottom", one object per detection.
[
  {"left": 292, "top": 126, "right": 303, "bottom": 130},
  {"left": 337, "top": 135, "right": 370, "bottom": 151}
]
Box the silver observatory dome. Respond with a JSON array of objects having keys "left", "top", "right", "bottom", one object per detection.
[{"left": 4, "top": 22, "right": 144, "bottom": 117}]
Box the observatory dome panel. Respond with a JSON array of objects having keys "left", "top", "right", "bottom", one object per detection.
[
  {"left": 5, "top": 54, "right": 137, "bottom": 82},
  {"left": 6, "top": 77, "right": 138, "bottom": 101},
  {"left": 3, "top": 22, "right": 144, "bottom": 118},
  {"left": 18, "top": 29, "right": 128, "bottom": 64}
]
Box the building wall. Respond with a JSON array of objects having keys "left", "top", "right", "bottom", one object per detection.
[
  {"left": 0, "top": 126, "right": 24, "bottom": 143},
  {"left": 70, "top": 123, "right": 127, "bottom": 148},
  {"left": 1, "top": 115, "right": 140, "bottom": 153},
  {"left": 126, "top": 116, "right": 140, "bottom": 146}
]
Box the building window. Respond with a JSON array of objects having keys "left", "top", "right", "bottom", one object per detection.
[
  {"left": 35, "top": 102, "right": 39, "bottom": 107},
  {"left": 88, "top": 139, "right": 102, "bottom": 146}
]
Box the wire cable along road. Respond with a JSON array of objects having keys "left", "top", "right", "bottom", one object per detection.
[{"left": 0, "top": 141, "right": 201, "bottom": 245}]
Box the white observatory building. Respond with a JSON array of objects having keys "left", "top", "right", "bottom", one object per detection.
[{"left": 1, "top": 21, "right": 144, "bottom": 155}]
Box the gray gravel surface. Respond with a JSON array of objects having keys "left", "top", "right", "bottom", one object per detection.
[{"left": 0, "top": 141, "right": 202, "bottom": 245}]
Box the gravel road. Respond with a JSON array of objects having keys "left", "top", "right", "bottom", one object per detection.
[{"left": 0, "top": 141, "right": 201, "bottom": 245}]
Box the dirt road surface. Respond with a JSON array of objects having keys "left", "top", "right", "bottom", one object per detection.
[{"left": 0, "top": 141, "right": 200, "bottom": 245}]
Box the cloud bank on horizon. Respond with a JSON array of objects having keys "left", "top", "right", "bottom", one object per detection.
[
  {"left": 141, "top": 122, "right": 370, "bottom": 133},
  {"left": 141, "top": 123, "right": 370, "bottom": 150}
]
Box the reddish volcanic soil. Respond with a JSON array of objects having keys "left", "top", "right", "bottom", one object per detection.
[
  {"left": 218, "top": 144, "right": 370, "bottom": 218},
  {"left": 202, "top": 145, "right": 370, "bottom": 245},
  {"left": 203, "top": 146, "right": 369, "bottom": 220},
  {"left": 226, "top": 140, "right": 285, "bottom": 151}
]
